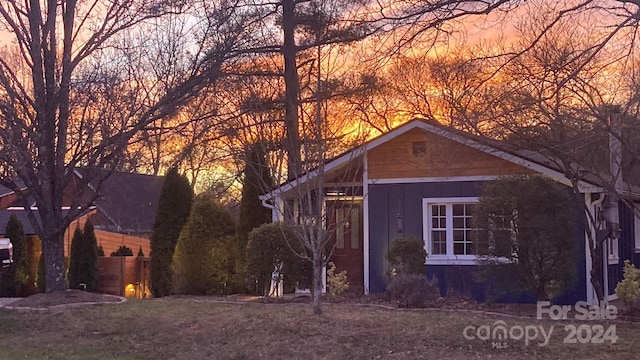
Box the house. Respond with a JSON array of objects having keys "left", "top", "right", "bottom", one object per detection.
[
  {"left": 0, "top": 170, "right": 164, "bottom": 261},
  {"left": 259, "top": 119, "right": 640, "bottom": 305}
]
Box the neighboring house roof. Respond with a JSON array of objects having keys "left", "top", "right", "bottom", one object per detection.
[
  {"left": 75, "top": 169, "right": 165, "bottom": 234},
  {"left": 0, "top": 208, "right": 73, "bottom": 235},
  {"left": 260, "top": 119, "right": 605, "bottom": 200},
  {"left": 0, "top": 185, "right": 12, "bottom": 197},
  {"left": 2, "top": 170, "right": 164, "bottom": 235}
]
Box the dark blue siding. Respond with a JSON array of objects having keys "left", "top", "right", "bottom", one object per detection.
[
  {"left": 368, "top": 181, "right": 483, "bottom": 293},
  {"left": 368, "top": 181, "right": 587, "bottom": 304},
  {"left": 607, "top": 202, "right": 639, "bottom": 295},
  {"left": 368, "top": 185, "right": 389, "bottom": 293},
  {"left": 554, "top": 202, "right": 586, "bottom": 305}
]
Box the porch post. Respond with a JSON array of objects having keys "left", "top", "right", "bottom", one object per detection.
[
  {"left": 585, "top": 193, "right": 595, "bottom": 305},
  {"left": 363, "top": 151, "right": 370, "bottom": 294}
]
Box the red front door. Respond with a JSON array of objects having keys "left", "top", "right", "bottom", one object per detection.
[{"left": 327, "top": 201, "right": 363, "bottom": 293}]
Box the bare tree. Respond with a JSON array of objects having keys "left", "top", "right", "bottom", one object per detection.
[
  {"left": 461, "top": 10, "right": 639, "bottom": 302},
  {"left": 0, "top": 0, "right": 248, "bottom": 291}
]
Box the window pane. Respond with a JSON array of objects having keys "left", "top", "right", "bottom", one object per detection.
[
  {"left": 453, "top": 230, "right": 465, "bottom": 241},
  {"left": 453, "top": 204, "right": 464, "bottom": 216},
  {"left": 454, "top": 243, "right": 464, "bottom": 255},
  {"left": 466, "top": 230, "right": 476, "bottom": 241},
  {"left": 453, "top": 217, "right": 464, "bottom": 228},
  {"left": 336, "top": 208, "right": 344, "bottom": 249},
  {"left": 350, "top": 210, "right": 359, "bottom": 249},
  {"left": 432, "top": 230, "right": 446, "bottom": 254}
]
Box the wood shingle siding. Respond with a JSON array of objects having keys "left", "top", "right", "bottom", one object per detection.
[{"left": 367, "top": 128, "right": 531, "bottom": 179}]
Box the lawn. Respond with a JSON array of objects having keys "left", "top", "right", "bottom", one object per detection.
[{"left": 0, "top": 298, "right": 638, "bottom": 359}]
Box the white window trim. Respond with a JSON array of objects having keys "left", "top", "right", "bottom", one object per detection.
[{"left": 422, "top": 197, "right": 480, "bottom": 266}]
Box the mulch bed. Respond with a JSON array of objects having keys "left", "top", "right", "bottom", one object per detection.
[{"left": 6, "top": 289, "right": 121, "bottom": 308}]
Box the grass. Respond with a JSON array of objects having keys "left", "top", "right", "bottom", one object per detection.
[{"left": 0, "top": 298, "right": 639, "bottom": 359}]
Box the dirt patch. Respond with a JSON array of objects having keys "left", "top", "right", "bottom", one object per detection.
[{"left": 6, "top": 289, "right": 122, "bottom": 309}]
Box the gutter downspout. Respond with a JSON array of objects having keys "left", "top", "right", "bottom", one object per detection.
[{"left": 260, "top": 198, "right": 278, "bottom": 223}]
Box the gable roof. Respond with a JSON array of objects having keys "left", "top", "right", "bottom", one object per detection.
[
  {"left": 75, "top": 169, "right": 165, "bottom": 233},
  {"left": 0, "top": 208, "right": 74, "bottom": 235},
  {"left": 0, "top": 185, "right": 12, "bottom": 197},
  {"left": 3, "top": 170, "right": 164, "bottom": 234},
  {"left": 260, "top": 119, "right": 603, "bottom": 200}
]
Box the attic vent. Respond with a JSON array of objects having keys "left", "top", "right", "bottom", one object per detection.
[{"left": 413, "top": 141, "right": 427, "bottom": 156}]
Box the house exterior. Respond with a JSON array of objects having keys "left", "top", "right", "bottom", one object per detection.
[
  {"left": 0, "top": 170, "right": 164, "bottom": 259},
  {"left": 260, "top": 119, "right": 640, "bottom": 305}
]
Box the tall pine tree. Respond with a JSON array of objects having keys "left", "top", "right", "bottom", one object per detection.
[
  {"left": 67, "top": 220, "right": 99, "bottom": 291},
  {"left": 239, "top": 143, "right": 273, "bottom": 237},
  {"left": 150, "top": 167, "right": 193, "bottom": 297},
  {"left": 4, "top": 214, "right": 29, "bottom": 296},
  {"left": 235, "top": 143, "right": 273, "bottom": 292}
]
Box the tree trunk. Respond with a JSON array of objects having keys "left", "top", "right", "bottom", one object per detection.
[
  {"left": 312, "top": 257, "right": 323, "bottom": 315},
  {"left": 282, "top": 0, "right": 302, "bottom": 179},
  {"left": 42, "top": 232, "right": 68, "bottom": 292}
]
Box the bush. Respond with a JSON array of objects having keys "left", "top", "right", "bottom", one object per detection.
[
  {"left": 36, "top": 252, "right": 46, "bottom": 293},
  {"left": 477, "top": 263, "right": 524, "bottom": 302},
  {"left": 111, "top": 245, "right": 133, "bottom": 257},
  {"left": 4, "top": 214, "right": 30, "bottom": 296},
  {"left": 68, "top": 221, "right": 99, "bottom": 291},
  {"left": 246, "top": 223, "right": 309, "bottom": 297},
  {"left": 387, "top": 273, "right": 438, "bottom": 308},
  {"left": 137, "top": 246, "right": 144, "bottom": 257},
  {"left": 476, "top": 175, "right": 576, "bottom": 300},
  {"left": 385, "top": 235, "right": 434, "bottom": 307},
  {"left": 327, "top": 262, "right": 348, "bottom": 299},
  {"left": 387, "top": 235, "right": 426, "bottom": 275},
  {"left": 97, "top": 245, "right": 105, "bottom": 256},
  {"left": 615, "top": 260, "right": 640, "bottom": 312},
  {"left": 172, "top": 197, "right": 235, "bottom": 295},
  {"left": 0, "top": 271, "right": 11, "bottom": 297}
]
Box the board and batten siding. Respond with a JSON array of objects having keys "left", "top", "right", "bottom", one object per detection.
[
  {"left": 367, "top": 181, "right": 483, "bottom": 294},
  {"left": 367, "top": 181, "right": 587, "bottom": 304},
  {"left": 608, "top": 202, "right": 640, "bottom": 297}
]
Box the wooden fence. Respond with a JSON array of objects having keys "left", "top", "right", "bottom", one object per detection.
[
  {"left": 65, "top": 212, "right": 151, "bottom": 257},
  {"left": 97, "top": 256, "right": 151, "bottom": 298}
]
